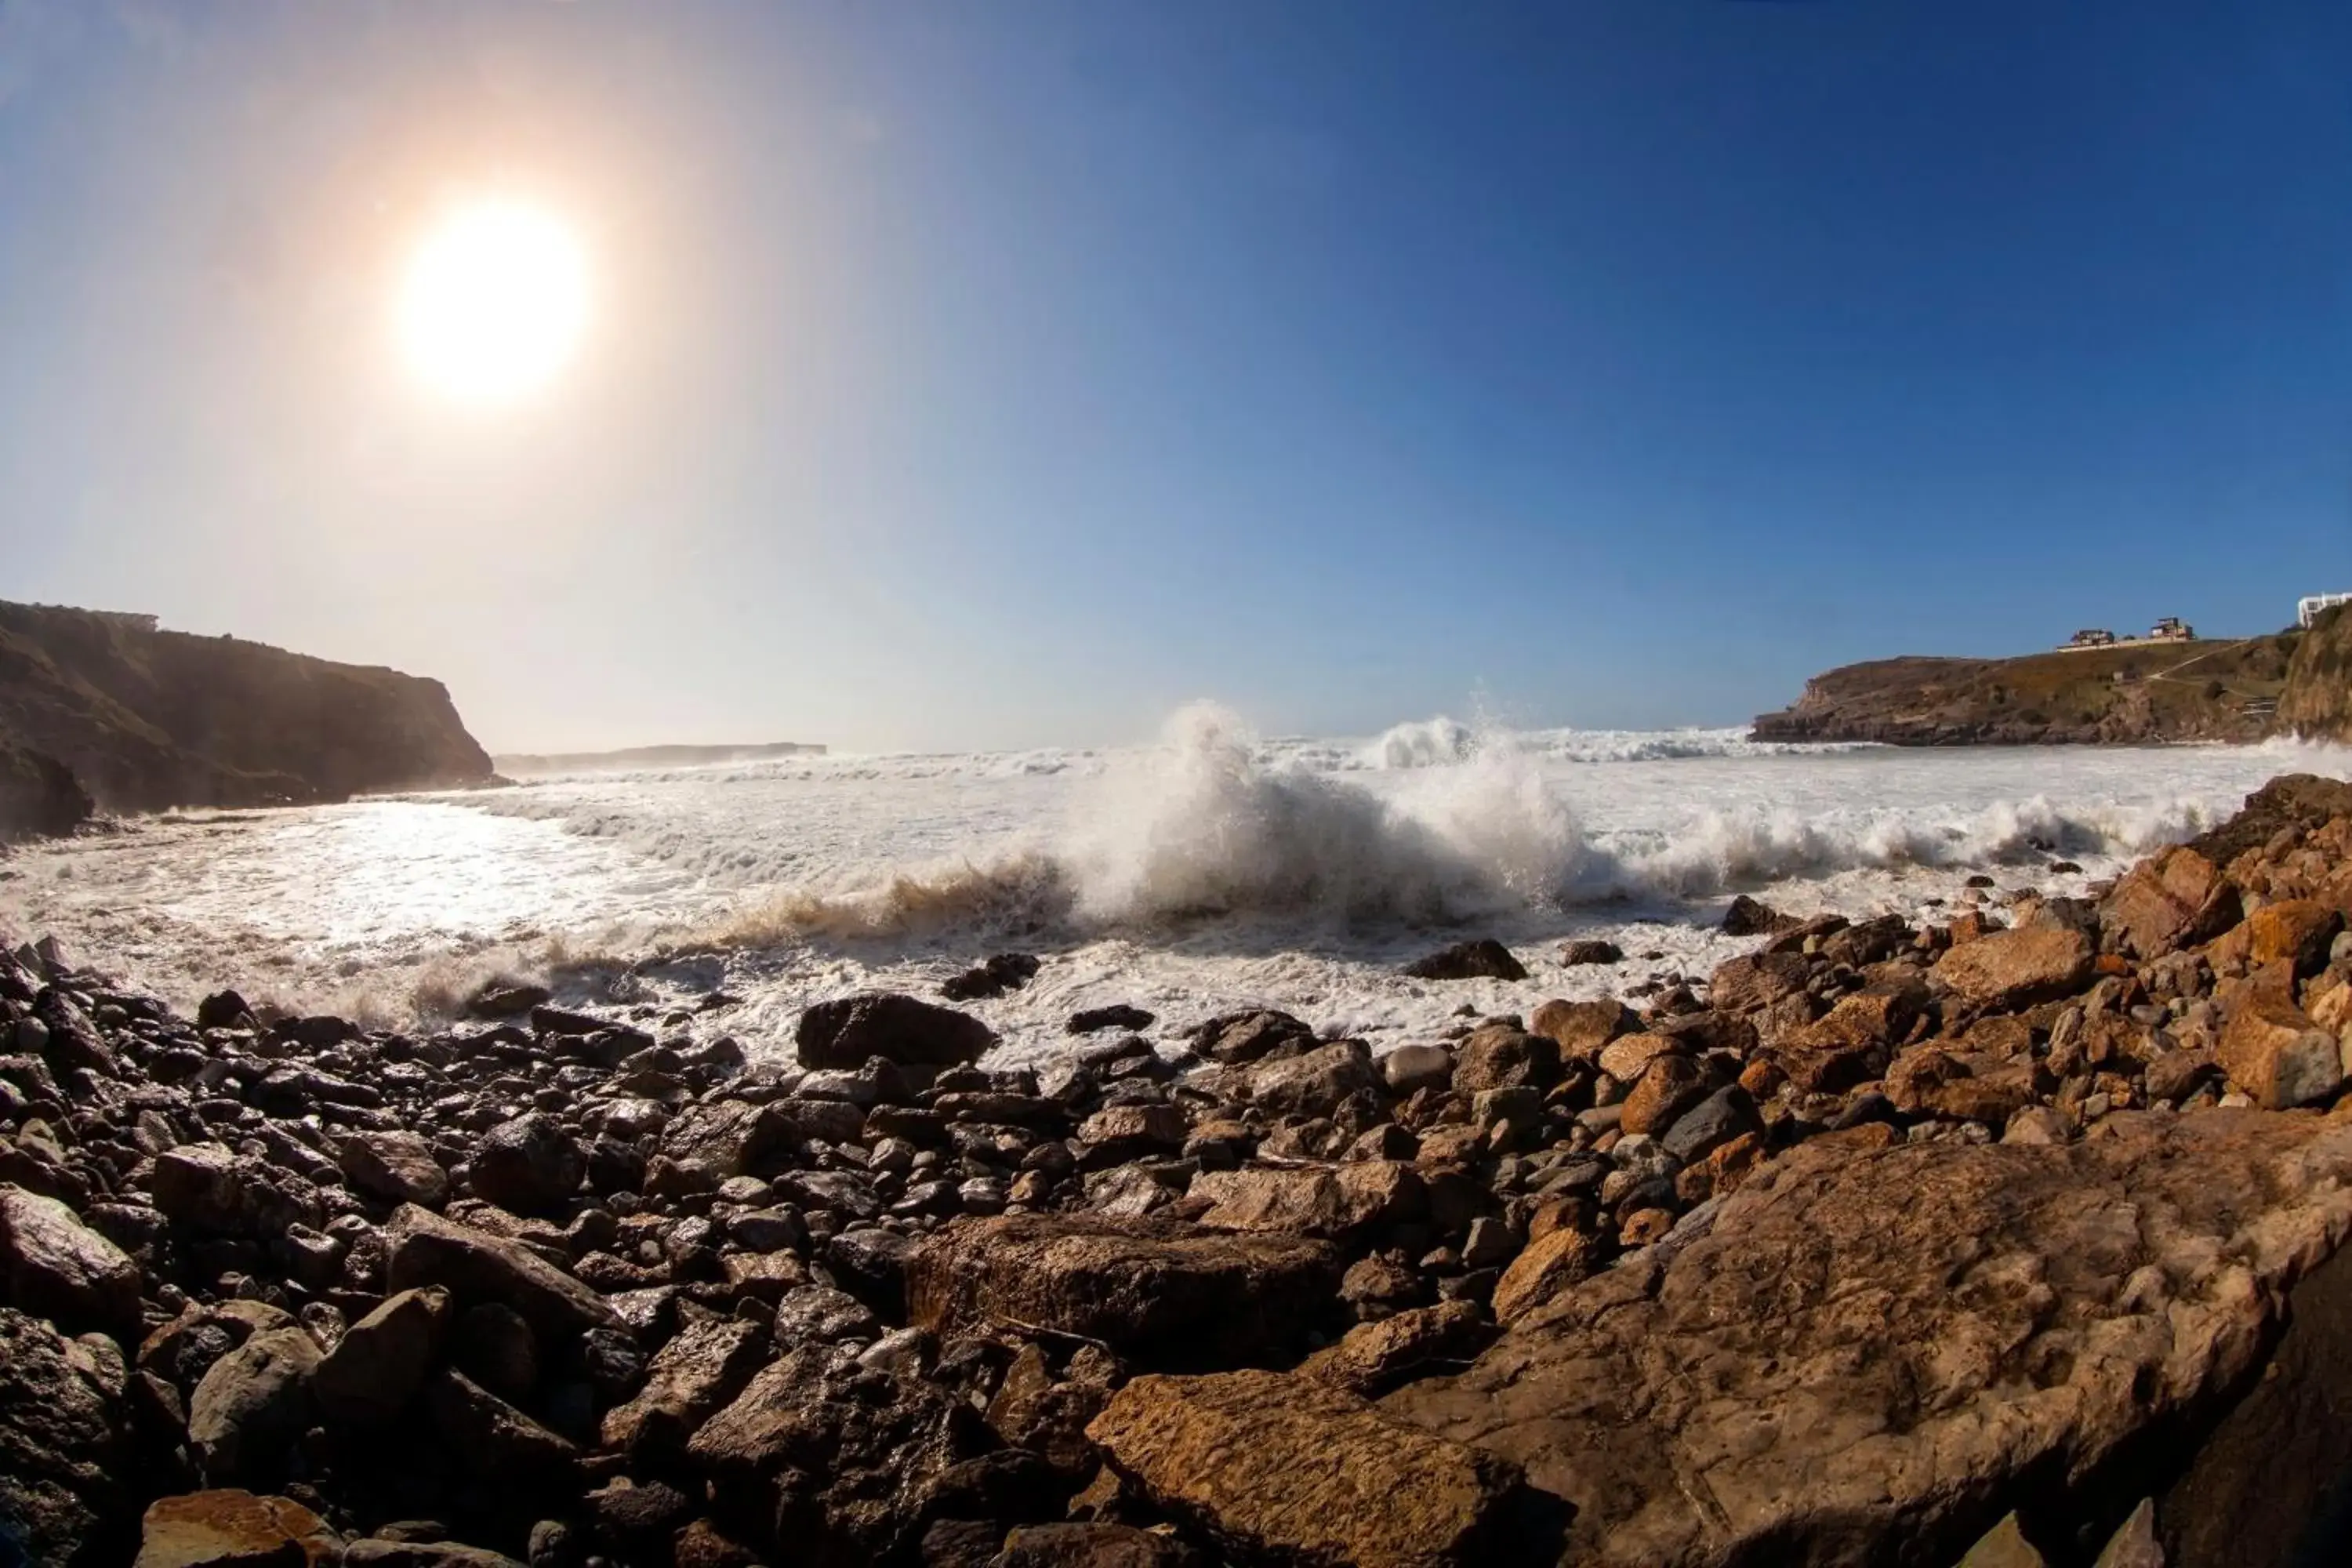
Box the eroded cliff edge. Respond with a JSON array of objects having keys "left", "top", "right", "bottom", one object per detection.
[{"left": 0, "top": 601, "right": 493, "bottom": 819}]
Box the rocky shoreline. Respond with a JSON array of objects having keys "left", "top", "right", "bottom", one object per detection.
[{"left": 9, "top": 777, "right": 2352, "bottom": 1566}]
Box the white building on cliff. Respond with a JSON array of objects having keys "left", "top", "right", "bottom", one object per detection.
[{"left": 2299, "top": 593, "right": 2352, "bottom": 628}]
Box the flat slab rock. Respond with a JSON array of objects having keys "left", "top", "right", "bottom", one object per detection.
[
  {"left": 906, "top": 1212, "right": 1340, "bottom": 1372},
  {"left": 1370, "top": 1108, "right": 2352, "bottom": 1566},
  {"left": 1088, "top": 1370, "right": 1537, "bottom": 1568}
]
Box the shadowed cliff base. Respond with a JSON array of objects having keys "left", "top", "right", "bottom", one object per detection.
[{"left": 0, "top": 601, "right": 492, "bottom": 817}]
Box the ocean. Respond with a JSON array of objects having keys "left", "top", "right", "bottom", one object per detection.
[{"left": 5, "top": 702, "right": 2343, "bottom": 1067}]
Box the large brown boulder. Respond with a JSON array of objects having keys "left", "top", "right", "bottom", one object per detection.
[
  {"left": 794, "top": 993, "right": 994, "bottom": 1070},
  {"left": 601, "top": 1317, "right": 769, "bottom": 1458},
  {"left": 383, "top": 1204, "right": 620, "bottom": 1339},
  {"left": 132, "top": 1489, "right": 340, "bottom": 1568},
  {"left": 312, "top": 1287, "right": 451, "bottom": 1428},
  {"left": 1929, "top": 925, "right": 2092, "bottom": 1012},
  {"left": 1087, "top": 1370, "right": 1536, "bottom": 1567},
  {"left": 2216, "top": 997, "right": 2345, "bottom": 1110},
  {"left": 906, "top": 1213, "right": 1339, "bottom": 1371},
  {"left": 0, "top": 1305, "right": 132, "bottom": 1566},
  {"left": 1189, "top": 1162, "right": 1423, "bottom": 1241},
  {"left": 2100, "top": 845, "right": 2241, "bottom": 960},
  {"left": 1378, "top": 1110, "right": 2352, "bottom": 1566},
  {"left": 188, "top": 1327, "right": 321, "bottom": 1486},
  {"left": 685, "top": 1345, "right": 984, "bottom": 1565},
  {"left": 0, "top": 1183, "right": 142, "bottom": 1333}
]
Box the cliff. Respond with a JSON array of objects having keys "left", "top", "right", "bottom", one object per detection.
[
  {"left": 0, "top": 738, "right": 93, "bottom": 840},
  {"left": 2274, "top": 604, "right": 2352, "bottom": 739},
  {"left": 1751, "top": 634, "right": 2297, "bottom": 746},
  {"left": 0, "top": 602, "right": 493, "bottom": 813}
]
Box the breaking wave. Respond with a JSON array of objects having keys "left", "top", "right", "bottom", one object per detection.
[{"left": 633, "top": 705, "right": 2251, "bottom": 949}]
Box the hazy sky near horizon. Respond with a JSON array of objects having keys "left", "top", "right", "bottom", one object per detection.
[{"left": 2, "top": 1, "right": 2348, "bottom": 753}]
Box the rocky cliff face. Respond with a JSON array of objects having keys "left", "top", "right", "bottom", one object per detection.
[
  {"left": 1751, "top": 635, "right": 2297, "bottom": 746},
  {"left": 2275, "top": 604, "right": 2352, "bottom": 740},
  {"left": 0, "top": 738, "right": 93, "bottom": 840},
  {"left": 0, "top": 602, "right": 492, "bottom": 814}
]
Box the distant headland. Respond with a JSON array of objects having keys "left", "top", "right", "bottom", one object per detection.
[
  {"left": 1753, "top": 600, "right": 2352, "bottom": 746},
  {"left": 492, "top": 741, "right": 828, "bottom": 775}
]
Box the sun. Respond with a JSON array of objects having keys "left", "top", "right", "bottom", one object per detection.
[{"left": 397, "top": 199, "right": 590, "bottom": 405}]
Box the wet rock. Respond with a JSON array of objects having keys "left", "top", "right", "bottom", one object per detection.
[
  {"left": 132, "top": 1489, "right": 339, "bottom": 1568},
  {"left": 0, "top": 1183, "right": 142, "bottom": 1333},
  {"left": 600, "top": 1316, "right": 768, "bottom": 1457},
  {"left": 194, "top": 991, "right": 256, "bottom": 1032},
  {"left": 1403, "top": 940, "right": 1529, "bottom": 982},
  {"left": 942, "top": 953, "right": 1040, "bottom": 1002},
  {"left": 1486, "top": 1225, "right": 1601, "bottom": 1326},
  {"left": 451, "top": 1302, "right": 539, "bottom": 1403},
  {"left": 151, "top": 1145, "right": 319, "bottom": 1238},
  {"left": 909, "top": 1212, "right": 1340, "bottom": 1371},
  {"left": 1931, "top": 925, "right": 2094, "bottom": 1012},
  {"left": 1379, "top": 1043, "right": 1454, "bottom": 1097},
  {"left": 1452, "top": 1025, "right": 1559, "bottom": 1093},
  {"left": 985, "top": 1342, "right": 1110, "bottom": 1479},
  {"left": 1247, "top": 1040, "right": 1381, "bottom": 1120},
  {"left": 313, "top": 1287, "right": 451, "bottom": 1428},
  {"left": 771, "top": 1284, "right": 882, "bottom": 1348},
  {"left": 1191, "top": 1009, "right": 1317, "bottom": 1066},
  {"left": 1559, "top": 940, "right": 1624, "bottom": 967},
  {"left": 828, "top": 1226, "right": 918, "bottom": 1318},
  {"left": 1076, "top": 1104, "right": 1189, "bottom": 1167},
  {"left": 187, "top": 1327, "right": 321, "bottom": 1486},
  {"left": 466, "top": 983, "right": 552, "bottom": 1019},
  {"left": 1721, "top": 895, "right": 1793, "bottom": 937},
  {"left": 424, "top": 1366, "right": 577, "bottom": 1479},
  {"left": 993, "top": 1522, "right": 1200, "bottom": 1566},
  {"left": 384, "top": 1205, "right": 622, "bottom": 1339},
  {"left": 1657, "top": 1086, "right": 1762, "bottom": 1166},
  {"left": 337, "top": 1131, "right": 451, "bottom": 1209},
  {"left": 687, "top": 1344, "right": 985, "bottom": 1563},
  {"left": 1526, "top": 999, "right": 1637, "bottom": 1063},
  {"left": 797, "top": 993, "right": 996, "bottom": 1070},
  {"left": 1088, "top": 1369, "right": 1531, "bottom": 1567},
  {"left": 1068, "top": 1005, "right": 1156, "bottom": 1035},
  {"left": 1190, "top": 1161, "right": 1423, "bottom": 1242},
  {"left": 1705, "top": 952, "right": 1812, "bottom": 1015},
  {"left": 0, "top": 1305, "right": 132, "bottom": 1566},
  {"left": 1298, "top": 1301, "right": 1497, "bottom": 1399},
  {"left": 341, "top": 1541, "right": 526, "bottom": 1568},
  {"left": 2217, "top": 996, "right": 2345, "bottom": 1110},
  {"left": 467, "top": 1112, "right": 585, "bottom": 1216},
  {"left": 1384, "top": 1109, "right": 2352, "bottom": 1566}
]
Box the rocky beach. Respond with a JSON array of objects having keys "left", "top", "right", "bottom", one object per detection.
[{"left": 8, "top": 772, "right": 2352, "bottom": 1566}]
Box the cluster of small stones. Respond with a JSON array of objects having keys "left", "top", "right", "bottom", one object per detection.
[{"left": 5, "top": 774, "right": 2352, "bottom": 1567}]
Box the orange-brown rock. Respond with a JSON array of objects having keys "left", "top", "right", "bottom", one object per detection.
[
  {"left": 1381, "top": 1111, "right": 2352, "bottom": 1566},
  {"left": 1527, "top": 999, "right": 1637, "bottom": 1063},
  {"left": 1931, "top": 924, "right": 2093, "bottom": 1011},
  {"left": 2245, "top": 898, "right": 2342, "bottom": 979},
  {"left": 1618, "top": 1056, "right": 1711, "bottom": 1137},
  {"left": 2100, "top": 844, "right": 2239, "bottom": 959},
  {"left": 1298, "top": 1301, "right": 1497, "bottom": 1398},
  {"left": 1489, "top": 1225, "right": 1601, "bottom": 1325},
  {"left": 1087, "top": 1370, "right": 1535, "bottom": 1567},
  {"left": 1189, "top": 1162, "right": 1424, "bottom": 1241},
  {"left": 2216, "top": 996, "right": 2345, "bottom": 1110},
  {"left": 133, "top": 1490, "right": 339, "bottom": 1568},
  {"left": 1706, "top": 952, "right": 1810, "bottom": 1015}
]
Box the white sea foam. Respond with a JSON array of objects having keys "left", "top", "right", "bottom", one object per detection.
[{"left": 3, "top": 710, "right": 2347, "bottom": 1052}]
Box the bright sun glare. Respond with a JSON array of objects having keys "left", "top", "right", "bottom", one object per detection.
[{"left": 397, "top": 199, "right": 589, "bottom": 405}]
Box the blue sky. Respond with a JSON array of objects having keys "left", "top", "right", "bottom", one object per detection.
[{"left": 0, "top": 0, "right": 2347, "bottom": 752}]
